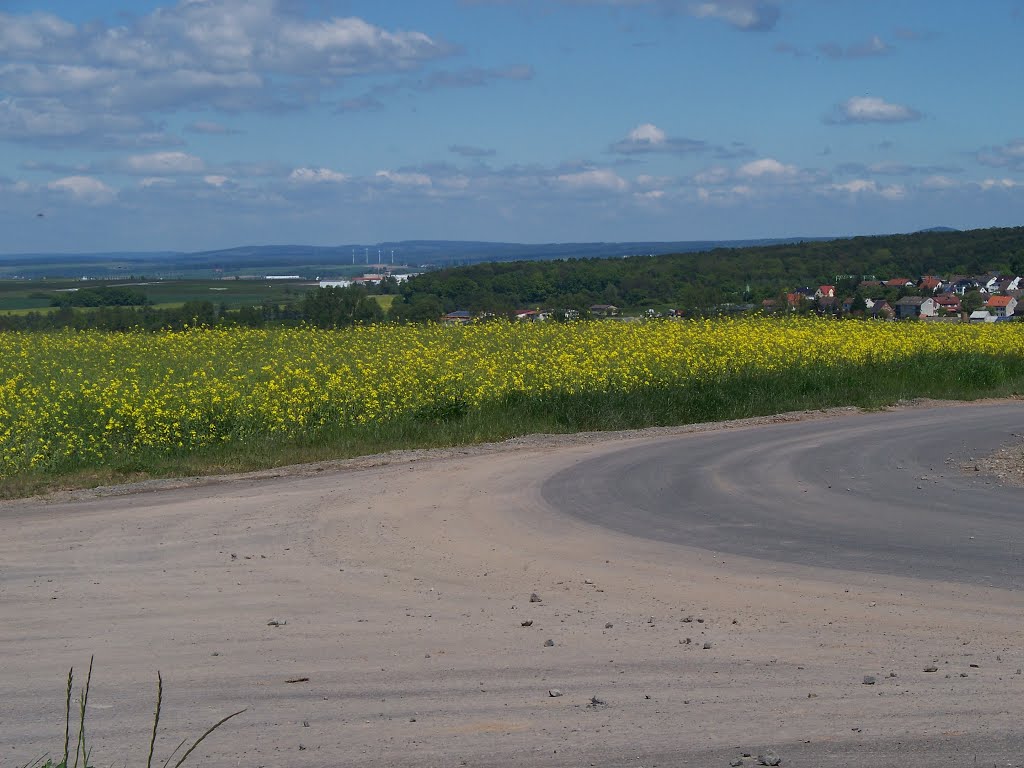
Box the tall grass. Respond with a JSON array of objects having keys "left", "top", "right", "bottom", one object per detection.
[{"left": 20, "top": 659, "right": 245, "bottom": 768}]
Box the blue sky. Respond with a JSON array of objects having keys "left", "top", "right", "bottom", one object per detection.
[{"left": 1, "top": 0, "right": 1023, "bottom": 252}]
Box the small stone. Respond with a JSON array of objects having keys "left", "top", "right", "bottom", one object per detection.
[
  {"left": 302, "top": 720, "right": 309, "bottom": 727},
  {"left": 862, "top": 675, "right": 876, "bottom": 685},
  {"left": 530, "top": 593, "right": 542, "bottom": 602},
  {"left": 682, "top": 616, "right": 693, "bottom": 623},
  {"left": 548, "top": 689, "right": 563, "bottom": 697},
  {"left": 807, "top": 693, "right": 817, "bottom": 698},
  {"left": 605, "top": 622, "right": 613, "bottom": 629},
  {"left": 888, "top": 672, "right": 897, "bottom": 678},
  {"left": 521, "top": 620, "right": 533, "bottom": 627},
  {"left": 588, "top": 695, "right": 607, "bottom": 707},
  {"left": 211, "top": 652, "right": 219, "bottom": 657},
  {"left": 647, "top": 616, "right": 655, "bottom": 624},
  {"left": 544, "top": 639, "right": 555, "bottom": 647},
  {"left": 923, "top": 665, "right": 938, "bottom": 673},
  {"left": 730, "top": 759, "right": 744, "bottom": 767},
  {"left": 960, "top": 672, "right": 968, "bottom": 677},
  {"left": 757, "top": 750, "right": 782, "bottom": 766},
  {"left": 584, "top": 579, "right": 594, "bottom": 585},
  {"left": 702, "top": 641, "right": 713, "bottom": 650}
]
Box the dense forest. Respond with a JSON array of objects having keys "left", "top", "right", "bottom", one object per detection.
[{"left": 389, "top": 226, "right": 1024, "bottom": 315}]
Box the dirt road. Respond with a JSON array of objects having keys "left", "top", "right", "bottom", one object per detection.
[{"left": 4, "top": 402, "right": 1024, "bottom": 767}]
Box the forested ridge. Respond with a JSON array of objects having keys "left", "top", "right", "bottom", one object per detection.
[{"left": 390, "top": 226, "right": 1024, "bottom": 316}]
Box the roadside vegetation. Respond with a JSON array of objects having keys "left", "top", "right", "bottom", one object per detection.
[
  {"left": 21, "top": 658, "right": 243, "bottom": 768},
  {"left": 4, "top": 317, "right": 1024, "bottom": 498}
]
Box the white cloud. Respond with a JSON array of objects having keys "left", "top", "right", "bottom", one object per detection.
[
  {"left": 635, "top": 174, "right": 673, "bottom": 189},
  {"left": 979, "top": 178, "right": 1020, "bottom": 190},
  {"left": 290, "top": 167, "right": 348, "bottom": 184},
  {"left": 818, "top": 35, "right": 890, "bottom": 60},
  {"left": 204, "top": 175, "right": 230, "bottom": 187},
  {"left": 827, "top": 179, "right": 906, "bottom": 199},
  {"left": 828, "top": 96, "right": 921, "bottom": 124},
  {"left": 688, "top": 1, "right": 781, "bottom": 30},
  {"left": 921, "top": 175, "right": 957, "bottom": 190},
  {"left": 737, "top": 157, "right": 797, "bottom": 178},
  {"left": 976, "top": 139, "right": 1024, "bottom": 169},
  {"left": 629, "top": 123, "right": 666, "bottom": 145},
  {"left": 46, "top": 175, "right": 116, "bottom": 204},
  {"left": 0, "top": 1, "right": 450, "bottom": 146},
  {"left": 124, "top": 151, "right": 205, "bottom": 175},
  {"left": 634, "top": 189, "right": 665, "bottom": 201},
  {"left": 694, "top": 166, "right": 732, "bottom": 185},
  {"left": 610, "top": 123, "right": 707, "bottom": 155},
  {"left": 375, "top": 170, "right": 432, "bottom": 187},
  {"left": 556, "top": 168, "right": 629, "bottom": 191}
]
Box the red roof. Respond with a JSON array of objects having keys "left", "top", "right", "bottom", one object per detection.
[{"left": 987, "top": 295, "right": 1015, "bottom": 307}]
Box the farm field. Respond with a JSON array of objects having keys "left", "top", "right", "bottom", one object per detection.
[
  {"left": 4, "top": 317, "right": 1024, "bottom": 496},
  {"left": 0, "top": 278, "right": 320, "bottom": 314}
]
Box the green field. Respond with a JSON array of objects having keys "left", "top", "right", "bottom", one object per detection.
[{"left": 0, "top": 278, "right": 322, "bottom": 314}]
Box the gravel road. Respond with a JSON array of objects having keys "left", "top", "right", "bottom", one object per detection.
[{"left": 3, "top": 400, "right": 1024, "bottom": 768}]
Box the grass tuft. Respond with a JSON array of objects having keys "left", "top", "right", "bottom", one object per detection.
[{"left": 20, "top": 660, "right": 244, "bottom": 768}]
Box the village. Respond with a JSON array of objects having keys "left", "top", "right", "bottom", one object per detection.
[
  {"left": 772, "top": 273, "right": 1022, "bottom": 322},
  {"left": 438, "top": 273, "right": 1024, "bottom": 325}
]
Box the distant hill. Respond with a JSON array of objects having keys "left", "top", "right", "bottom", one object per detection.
[
  {"left": 391, "top": 225, "right": 1024, "bottom": 315},
  {"left": 0, "top": 238, "right": 835, "bottom": 279},
  {"left": 917, "top": 226, "right": 960, "bottom": 233}
]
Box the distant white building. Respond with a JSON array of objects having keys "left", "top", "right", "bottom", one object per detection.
[
  {"left": 319, "top": 279, "right": 352, "bottom": 288},
  {"left": 265, "top": 275, "right": 302, "bottom": 280}
]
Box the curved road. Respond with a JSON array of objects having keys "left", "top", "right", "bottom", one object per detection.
[{"left": 543, "top": 403, "right": 1024, "bottom": 589}]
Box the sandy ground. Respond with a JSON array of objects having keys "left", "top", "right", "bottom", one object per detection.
[{"left": 4, "top": 403, "right": 1024, "bottom": 768}]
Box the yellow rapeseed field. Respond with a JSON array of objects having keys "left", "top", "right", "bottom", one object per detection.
[{"left": 1, "top": 317, "right": 1023, "bottom": 477}]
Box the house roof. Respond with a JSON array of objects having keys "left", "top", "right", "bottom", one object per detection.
[
  {"left": 818, "top": 285, "right": 835, "bottom": 293},
  {"left": 987, "top": 295, "right": 1015, "bottom": 307},
  {"left": 445, "top": 310, "right": 472, "bottom": 318},
  {"left": 895, "top": 296, "right": 928, "bottom": 305},
  {"left": 886, "top": 278, "right": 912, "bottom": 286}
]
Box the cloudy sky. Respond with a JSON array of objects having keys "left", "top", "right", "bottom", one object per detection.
[{"left": 2, "top": 0, "right": 1023, "bottom": 252}]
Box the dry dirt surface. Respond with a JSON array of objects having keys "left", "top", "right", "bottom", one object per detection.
[{"left": 4, "top": 400, "right": 1024, "bottom": 768}]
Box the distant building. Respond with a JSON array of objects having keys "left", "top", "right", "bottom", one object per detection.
[
  {"left": 265, "top": 275, "right": 303, "bottom": 280},
  {"left": 986, "top": 295, "right": 1018, "bottom": 317},
  {"left": 589, "top": 304, "right": 619, "bottom": 317},
  {"left": 894, "top": 296, "right": 938, "bottom": 320},
  {"left": 442, "top": 310, "right": 473, "bottom": 324},
  {"left": 319, "top": 279, "right": 352, "bottom": 289}
]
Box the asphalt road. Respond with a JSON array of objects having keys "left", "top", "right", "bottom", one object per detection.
[{"left": 543, "top": 402, "right": 1024, "bottom": 590}]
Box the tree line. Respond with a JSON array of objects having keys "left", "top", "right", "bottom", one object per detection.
[{"left": 5, "top": 226, "right": 1024, "bottom": 331}]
